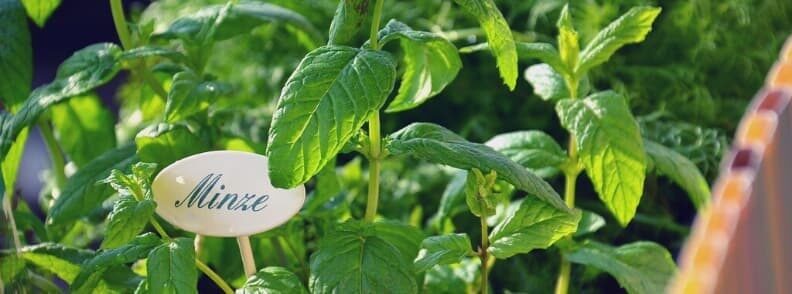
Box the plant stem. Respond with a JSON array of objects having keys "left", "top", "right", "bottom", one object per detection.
[
  {"left": 37, "top": 122, "right": 66, "bottom": 191},
  {"left": 364, "top": 112, "right": 382, "bottom": 222},
  {"left": 109, "top": 0, "right": 168, "bottom": 101},
  {"left": 2, "top": 191, "right": 22, "bottom": 254},
  {"left": 555, "top": 136, "right": 580, "bottom": 294},
  {"left": 364, "top": 0, "right": 385, "bottom": 222},
  {"left": 479, "top": 217, "right": 490, "bottom": 294},
  {"left": 109, "top": 0, "right": 133, "bottom": 50},
  {"left": 369, "top": 0, "right": 385, "bottom": 50},
  {"left": 555, "top": 259, "right": 571, "bottom": 294}
]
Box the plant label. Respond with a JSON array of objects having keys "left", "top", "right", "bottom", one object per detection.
[{"left": 151, "top": 150, "right": 305, "bottom": 237}]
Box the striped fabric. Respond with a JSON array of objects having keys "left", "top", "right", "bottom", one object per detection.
[{"left": 670, "top": 38, "right": 792, "bottom": 293}]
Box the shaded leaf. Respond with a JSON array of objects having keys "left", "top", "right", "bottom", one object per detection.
[
  {"left": 309, "top": 220, "right": 421, "bottom": 294},
  {"left": 48, "top": 145, "right": 138, "bottom": 225},
  {"left": 387, "top": 122, "right": 567, "bottom": 211},
  {"left": 565, "top": 241, "right": 677, "bottom": 294},
  {"left": 377, "top": 20, "right": 462, "bottom": 112},
  {"left": 414, "top": 234, "right": 474, "bottom": 273},
  {"left": 236, "top": 267, "right": 308, "bottom": 294},
  {"left": 0, "top": 43, "right": 123, "bottom": 161},
  {"left": 147, "top": 238, "right": 197, "bottom": 294},
  {"left": 72, "top": 233, "right": 161, "bottom": 292},
  {"left": 486, "top": 130, "right": 566, "bottom": 178},
  {"left": 135, "top": 123, "right": 208, "bottom": 168},
  {"left": 164, "top": 71, "right": 229, "bottom": 123},
  {"left": 51, "top": 93, "right": 116, "bottom": 167},
  {"left": 156, "top": 1, "right": 320, "bottom": 44},
  {"left": 575, "top": 210, "right": 606, "bottom": 237},
  {"left": 0, "top": 0, "right": 32, "bottom": 106},
  {"left": 644, "top": 139, "right": 710, "bottom": 209},
  {"left": 488, "top": 196, "right": 580, "bottom": 259},
  {"left": 327, "top": 0, "right": 368, "bottom": 45},
  {"left": 101, "top": 195, "right": 157, "bottom": 249}
]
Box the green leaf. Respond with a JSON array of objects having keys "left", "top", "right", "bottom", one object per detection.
[
  {"left": 0, "top": 255, "right": 25, "bottom": 283},
  {"left": 575, "top": 210, "right": 605, "bottom": 237},
  {"left": 236, "top": 267, "right": 308, "bottom": 294},
  {"left": 120, "top": 46, "right": 185, "bottom": 63},
  {"left": 414, "top": 234, "right": 474, "bottom": 272},
  {"left": 267, "top": 45, "right": 396, "bottom": 188},
  {"left": 556, "top": 91, "right": 646, "bottom": 226},
  {"left": 486, "top": 130, "right": 566, "bottom": 178},
  {"left": 0, "top": 0, "right": 32, "bottom": 106},
  {"left": 135, "top": 123, "right": 208, "bottom": 168},
  {"left": 564, "top": 241, "right": 677, "bottom": 294},
  {"left": 576, "top": 6, "right": 661, "bottom": 74},
  {"left": 488, "top": 196, "right": 580, "bottom": 259},
  {"left": 453, "top": 0, "right": 517, "bottom": 90},
  {"left": 524, "top": 63, "right": 568, "bottom": 101},
  {"left": 422, "top": 258, "right": 479, "bottom": 294},
  {"left": 377, "top": 20, "right": 462, "bottom": 112},
  {"left": 72, "top": 233, "right": 161, "bottom": 292},
  {"left": 15, "top": 243, "right": 90, "bottom": 282},
  {"left": 644, "top": 139, "right": 710, "bottom": 209},
  {"left": 164, "top": 71, "right": 229, "bottom": 123},
  {"left": 101, "top": 195, "right": 157, "bottom": 249},
  {"left": 20, "top": 0, "right": 60, "bottom": 27},
  {"left": 464, "top": 168, "right": 498, "bottom": 217},
  {"left": 157, "top": 2, "right": 320, "bottom": 44},
  {"left": 2, "top": 128, "right": 28, "bottom": 193},
  {"left": 48, "top": 145, "right": 138, "bottom": 225},
  {"left": 327, "top": 0, "right": 368, "bottom": 45},
  {"left": 387, "top": 123, "right": 568, "bottom": 211},
  {"left": 309, "top": 220, "right": 422, "bottom": 294},
  {"left": 556, "top": 4, "right": 579, "bottom": 72},
  {"left": 8, "top": 243, "right": 133, "bottom": 292},
  {"left": 147, "top": 238, "right": 197, "bottom": 294},
  {"left": 51, "top": 93, "right": 116, "bottom": 167},
  {"left": 0, "top": 43, "right": 123, "bottom": 161},
  {"left": 515, "top": 42, "right": 566, "bottom": 76}
]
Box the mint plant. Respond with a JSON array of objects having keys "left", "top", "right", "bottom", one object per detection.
[
  {"left": 461, "top": 4, "right": 711, "bottom": 293},
  {"left": 1, "top": 0, "right": 716, "bottom": 293}
]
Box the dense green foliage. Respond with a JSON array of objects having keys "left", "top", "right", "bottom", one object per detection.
[{"left": 2, "top": 0, "right": 791, "bottom": 293}]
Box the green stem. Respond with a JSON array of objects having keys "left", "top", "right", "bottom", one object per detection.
[
  {"left": 555, "top": 259, "right": 571, "bottom": 294},
  {"left": 364, "top": 112, "right": 382, "bottom": 222},
  {"left": 368, "top": 0, "right": 385, "bottom": 50},
  {"left": 555, "top": 136, "right": 580, "bottom": 294},
  {"left": 479, "top": 217, "right": 490, "bottom": 294},
  {"left": 37, "top": 122, "right": 66, "bottom": 190},
  {"left": 364, "top": 1, "right": 385, "bottom": 222},
  {"left": 2, "top": 191, "right": 22, "bottom": 254},
  {"left": 109, "top": 0, "right": 168, "bottom": 101},
  {"left": 109, "top": 0, "right": 133, "bottom": 49}
]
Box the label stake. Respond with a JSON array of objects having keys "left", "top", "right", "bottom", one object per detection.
[{"left": 238, "top": 235, "right": 256, "bottom": 277}]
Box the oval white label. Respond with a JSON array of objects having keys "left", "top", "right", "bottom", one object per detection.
[{"left": 151, "top": 150, "right": 305, "bottom": 237}]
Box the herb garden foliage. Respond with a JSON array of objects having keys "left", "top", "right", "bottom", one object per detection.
[{"left": 0, "top": 0, "right": 729, "bottom": 292}]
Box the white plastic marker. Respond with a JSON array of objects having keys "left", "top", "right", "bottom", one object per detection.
[{"left": 151, "top": 150, "right": 306, "bottom": 277}]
